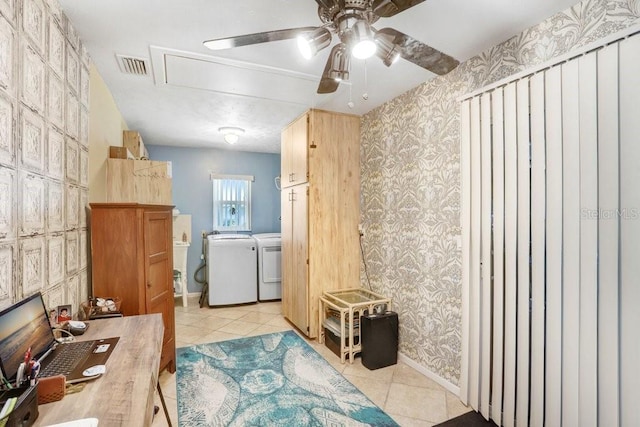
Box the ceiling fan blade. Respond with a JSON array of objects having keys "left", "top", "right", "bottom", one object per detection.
[
  {"left": 203, "top": 27, "right": 317, "bottom": 50},
  {"left": 372, "top": 0, "right": 426, "bottom": 18},
  {"left": 376, "top": 28, "right": 459, "bottom": 75},
  {"left": 317, "top": 54, "right": 339, "bottom": 94}
]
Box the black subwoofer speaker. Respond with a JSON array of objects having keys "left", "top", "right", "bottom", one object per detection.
[{"left": 360, "top": 311, "right": 398, "bottom": 370}]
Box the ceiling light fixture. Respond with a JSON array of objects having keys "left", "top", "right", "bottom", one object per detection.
[
  {"left": 350, "top": 20, "right": 377, "bottom": 59},
  {"left": 375, "top": 34, "right": 401, "bottom": 67},
  {"left": 218, "top": 127, "right": 245, "bottom": 144},
  {"left": 297, "top": 27, "right": 332, "bottom": 60},
  {"left": 328, "top": 44, "right": 350, "bottom": 82}
]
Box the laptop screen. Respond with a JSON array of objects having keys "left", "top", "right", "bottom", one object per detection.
[{"left": 0, "top": 292, "right": 56, "bottom": 382}]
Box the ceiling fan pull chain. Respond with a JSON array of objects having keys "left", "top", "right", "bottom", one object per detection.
[
  {"left": 348, "top": 84, "right": 355, "bottom": 109},
  {"left": 362, "top": 59, "right": 369, "bottom": 100}
]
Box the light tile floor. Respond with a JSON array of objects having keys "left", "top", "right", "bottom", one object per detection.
[{"left": 152, "top": 296, "right": 470, "bottom": 426}]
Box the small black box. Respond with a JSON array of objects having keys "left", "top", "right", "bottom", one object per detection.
[
  {"left": 324, "top": 327, "right": 360, "bottom": 360},
  {"left": 0, "top": 384, "right": 39, "bottom": 426},
  {"left": 361, "top": 311, "right": 399, "bottom": 370},
  {"left": 324, "top": 327, "right": 347, "bottom": 358}
]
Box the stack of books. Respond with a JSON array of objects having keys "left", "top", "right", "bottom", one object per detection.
[{"left": 323, "top": 309, "right": 360, "bottom": 337}]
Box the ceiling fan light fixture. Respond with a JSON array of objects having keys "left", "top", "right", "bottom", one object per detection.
[
  {"left": 328, "top": 44, "right": 350, "bottom": 81},
  {"left": 350, "top": 20, "right": 376, "bottom": 59},
  {"left": 375, "top": 35, "right": 401, "bottom": 66},
  {"left": 219, "top": 127, "right": 245, "bottom": 145},
  {"left": 297, "top": 27, "right": 332, "bottom": 60}
]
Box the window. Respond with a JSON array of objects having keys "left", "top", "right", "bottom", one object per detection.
[{"left": 212, "top": 174, "right": 253, "bottom": 231}]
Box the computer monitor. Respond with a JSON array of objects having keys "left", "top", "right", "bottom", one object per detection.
[{"left": 0, "top": 293, "right": 56, "bottom": 382}]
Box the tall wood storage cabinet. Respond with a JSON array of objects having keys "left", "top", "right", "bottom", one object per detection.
[
  {"left": 281, "top": 109, "right": 360, "bottom": 338},
  {"left": 90, "top": 203, "right": 176, "bottom": 373}
]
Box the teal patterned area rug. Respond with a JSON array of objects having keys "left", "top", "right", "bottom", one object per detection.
[{"left": 176, "top": 331, "right": 399, "bottom": 426}]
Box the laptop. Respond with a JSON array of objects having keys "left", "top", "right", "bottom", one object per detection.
[{"left": 0, "top": 292, "right": 120, "bottom": 385}]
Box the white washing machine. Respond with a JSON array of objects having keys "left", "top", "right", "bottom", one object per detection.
[
  {"left": 252, "top": 233, "right": 282, "bottom": 301},
  {"left": 206, "top": 234, "right": 257, "bottom": 306}
]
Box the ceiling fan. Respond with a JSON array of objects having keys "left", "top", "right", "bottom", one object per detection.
[{"left": 203, "top": 0, "right": 459, "bottom": 94}]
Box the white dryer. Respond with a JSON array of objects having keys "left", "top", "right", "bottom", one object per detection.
[
  {"left": 206, "top": 234, "right": 257, "bottom": 306},
  {"left": 252, "top": 233, "right": 282, "bottom": 301}
]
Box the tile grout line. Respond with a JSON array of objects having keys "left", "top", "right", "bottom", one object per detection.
[{"left": 165, "top": 298, "right": 458, "bottom": 426}]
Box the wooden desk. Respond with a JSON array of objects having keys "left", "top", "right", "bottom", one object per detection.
[{"left": 34, "top": 314, "right": 164, "bottom": 426}]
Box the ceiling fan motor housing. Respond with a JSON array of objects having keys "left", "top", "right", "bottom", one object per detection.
[
  {"left": 318, "top": 0, "right": 378, "bottom": 26},
  {"left": 319, "top": 3, "right": 379, "bottom": 57}
]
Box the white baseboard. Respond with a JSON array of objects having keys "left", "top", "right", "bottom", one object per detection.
[
  {"left": 173, "top": 292, "right": 202, "bottom": 300},
  {"left": 398, "top": 352, "right": 461, "bottom": 396}
]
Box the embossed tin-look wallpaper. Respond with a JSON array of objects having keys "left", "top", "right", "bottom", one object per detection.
[
  {"left": 0, "top": 0, "right": 91, "bottom": 314},
  {"left": 360, "top": 0, "right": 640, "bottom": 386}
]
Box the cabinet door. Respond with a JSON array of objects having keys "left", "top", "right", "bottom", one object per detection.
[
  {"left": 290, "top": 186, "right": 309, "bottom": 334},
  {"left": 290, "top": 113, "right": 309, "bottom": 186},
  {"left": 143, "top": 210, "right": 176, "bottom": 373},
  {"left": 281, "top": 113, "right": 308, "bottom": 189},
  {"left": 281, "top": 190, "right": 293, "bottom": 320}
]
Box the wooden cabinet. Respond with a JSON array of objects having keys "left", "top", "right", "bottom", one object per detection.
[
  {"left": 281, "top": 109, "right": 360, "bottom": 338},
  {"left": 90, "top": 203, "right": 176, "bottom": 373},
  {"left": 281, "top": 112, "right": 309, "bottom": 188},
  {"left": 106, "top": 159, "right": 172, "bottom": 205}
]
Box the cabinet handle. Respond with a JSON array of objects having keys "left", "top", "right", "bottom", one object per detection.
[
  {"left": 290, "top": 173, "right": 295, "bottom": 182},
  {"left": 147, "top": 281, "right": 152, "bottom": 288}
]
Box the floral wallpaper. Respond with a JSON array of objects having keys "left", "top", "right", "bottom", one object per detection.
[
  {"left": 0, "top": 0, "right": 91, "bottom": 315},
  {"left": 360, "top": 0, "right": 640, "bottom": 386}
]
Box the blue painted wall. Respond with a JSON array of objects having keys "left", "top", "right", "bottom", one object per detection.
[{"left": 147, "top": 145, "right": 281, "bottom": 294}]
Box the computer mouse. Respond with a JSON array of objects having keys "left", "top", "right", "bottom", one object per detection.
[{"left": 82, "top": 365, "right": 106, "bottom": 377}]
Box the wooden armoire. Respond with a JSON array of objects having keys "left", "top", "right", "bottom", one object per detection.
[{"left": 90, "top": 203, "right": 176, "bottom": 373}]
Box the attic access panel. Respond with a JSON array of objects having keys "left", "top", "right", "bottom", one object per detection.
[{"left": 158, "top": 48, "right": 326, "bottom": 106}]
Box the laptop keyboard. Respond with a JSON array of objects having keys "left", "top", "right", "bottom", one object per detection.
[{"left": 40, "top": 340, "right": 94, "bottom": 377}]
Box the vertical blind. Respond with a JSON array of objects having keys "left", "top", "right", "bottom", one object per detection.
[
  {"left": 460, "top": 32, "right": 640, "bottom": 427},
  {"left": 212, "top": 175, "right": 253, "bottom": 231}
]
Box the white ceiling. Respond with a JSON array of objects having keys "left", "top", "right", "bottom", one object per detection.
[{"left": 59, "top": 0, "right": 579, "bottom": 154}]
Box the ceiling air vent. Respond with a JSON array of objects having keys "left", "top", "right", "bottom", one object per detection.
[{"left": 116, "top": 54, "right": 149, "bottom": 76}]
